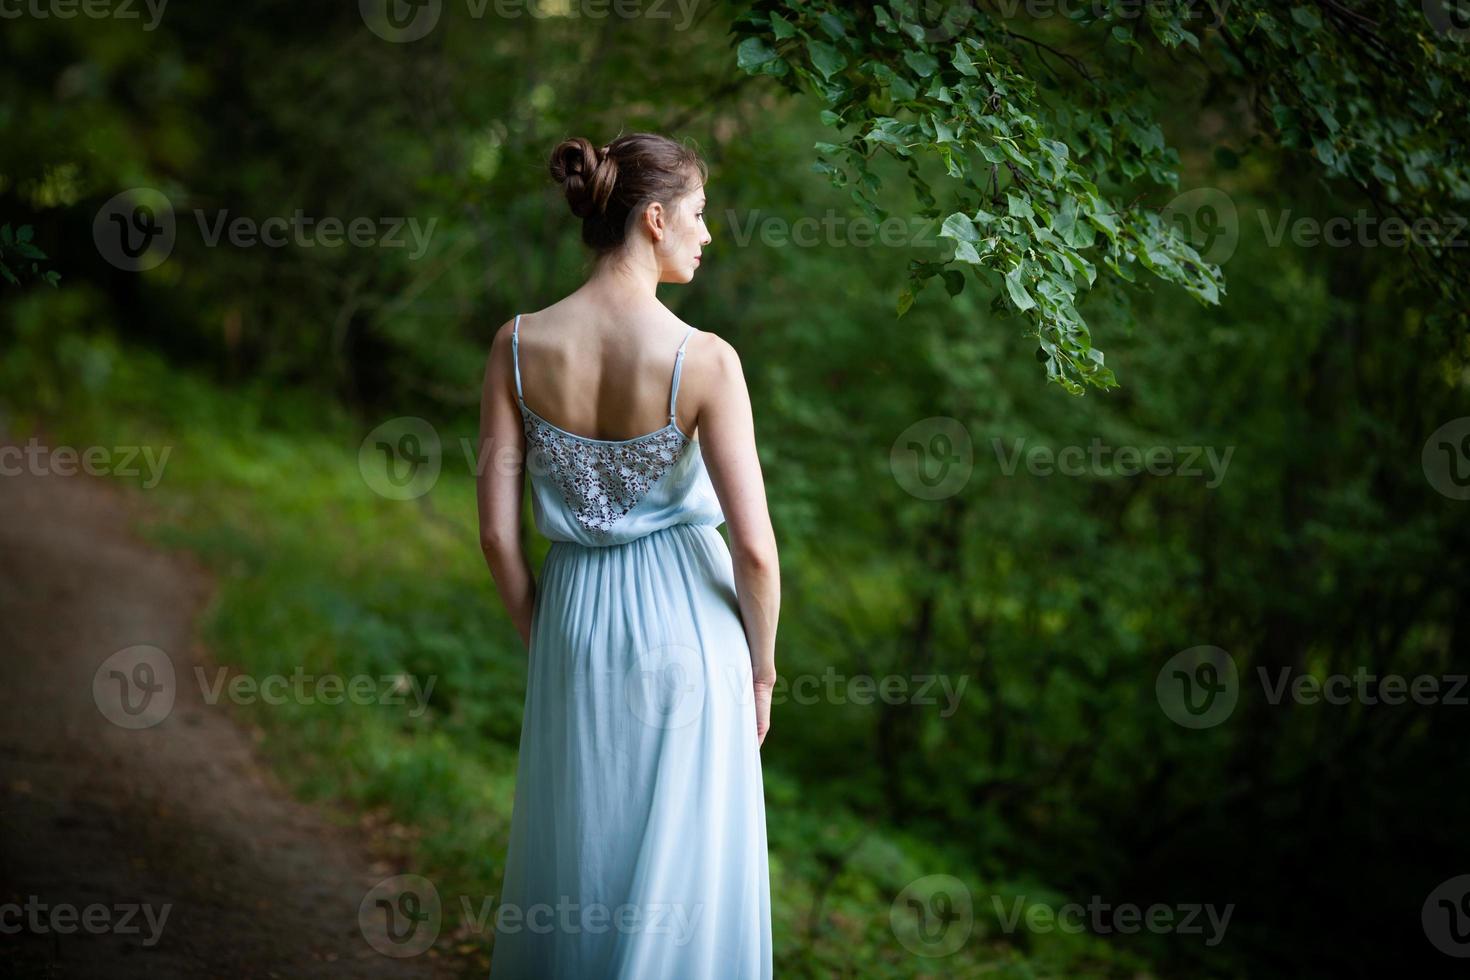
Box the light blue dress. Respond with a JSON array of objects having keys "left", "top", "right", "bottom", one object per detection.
[{"left": 489, "top": 314, "right": 773, "bottom": 979}]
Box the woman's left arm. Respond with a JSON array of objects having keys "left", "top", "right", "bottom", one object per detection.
[{"left": 476, "top": 319, "right": 536, "bottom": 649}]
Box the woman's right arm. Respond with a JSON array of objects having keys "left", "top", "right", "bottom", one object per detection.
[
  {"left": 694, "top": 334, "right": 781, "bottom": 746},
  {"left": 476, "top": 319, "right": 537, "bottom": 649}
]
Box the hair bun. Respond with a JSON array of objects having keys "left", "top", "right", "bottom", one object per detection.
[
  {"left": 548, "top": 132, "right": 708, "bottom": 254},
  {"left": 549, "top": 136, "right": 617, "bottom": 219}
]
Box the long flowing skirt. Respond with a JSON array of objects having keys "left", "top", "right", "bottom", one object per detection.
[{"left": 489, "top": 523, "right": 773, "bottom": 979}]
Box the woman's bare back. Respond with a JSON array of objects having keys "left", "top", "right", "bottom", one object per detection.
[{"left": 512, "top": 295, "right": 704, "bottom": 442}]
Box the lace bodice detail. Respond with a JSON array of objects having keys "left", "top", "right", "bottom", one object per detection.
[
  {"left": 512, "top": 314, "right": 713, "bottom": 545},
  {"left": 521, "top": 408, "right": 692, "bottom": 538}
]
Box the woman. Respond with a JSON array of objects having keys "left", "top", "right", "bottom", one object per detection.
[{"left": 476, "top": 132, "right": 779, "bottom": 979}]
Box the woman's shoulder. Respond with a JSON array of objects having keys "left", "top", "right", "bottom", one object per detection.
[{"left": 676, "top": 322, "right": 741, "bottom": 384}]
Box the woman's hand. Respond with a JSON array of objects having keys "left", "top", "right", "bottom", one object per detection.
[{"left": 753, "top": 676, "right": 775, "bottom": 748}]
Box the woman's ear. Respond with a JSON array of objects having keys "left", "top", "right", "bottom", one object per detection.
[{"left": 643, "top": 200, "right": 666, "bottom": 243}]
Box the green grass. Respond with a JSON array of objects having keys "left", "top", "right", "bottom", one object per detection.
[{"left": 2, "top": 287, "right": 1160, "bottom": 978}]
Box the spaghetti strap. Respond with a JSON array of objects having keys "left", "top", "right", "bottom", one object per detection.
[
  {"left": 511, "top": 313, "right": 524, "bottom": 403},
  {"left": 669, "top": 326, "right": 696, "bottom": 422}
]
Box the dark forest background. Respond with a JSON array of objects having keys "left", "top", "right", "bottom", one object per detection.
[{"left": 4, "top": 1, "right": 1469, "bottom": 977}]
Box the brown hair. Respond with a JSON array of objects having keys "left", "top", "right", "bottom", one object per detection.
[{"left": 548, "top": 132, "right": 707, "bottom": 253}]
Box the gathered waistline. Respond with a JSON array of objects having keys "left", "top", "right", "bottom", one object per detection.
[{"left": 543, "top": 521, "right": 724, "bottom": 553}]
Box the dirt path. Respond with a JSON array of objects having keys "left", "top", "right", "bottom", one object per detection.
[{"left": 0, "top": 427, "right": 467, "bottom": 979}]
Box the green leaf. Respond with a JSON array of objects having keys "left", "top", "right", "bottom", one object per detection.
[
  {"left": 1038, "top": 139, "right": 1069, "bottom": 166},
  {"left": 1290, "top": 6, "right": 1322, "bottom": 30},
  {"left": 808, "top": 40, "right": 847, "bottom": 80},
  {"left": 896, "top": 287, "right": 915, "bottom": 316},
  {"left": 904, "top": 51, "right": 939, "bottom": 78},
  {"left": 1005, "top": 265, "right": 1037, "bottom": 311},
  {"left": 1312, "top": 136, "right": 1338, "bottom": 170},
  {"left": 736, "top": 37, "right": 779, "bottom": 73},
  {"left": 1006, "top": 191, "right": 1035, "bottom": 220},
  {"left": 1055, "top": 197, "right": 1095, "bottom": 249},
  {"left": 939, "top": 212, "right": 981, "bottom": 242},
  {"left": 953, "top": 45, "right": 980, "bottom": 77},
  {"left": 978, "top": 143, "right": 1007, "bottom": 165},
  {"left": 953, "top": 239, "right": 983, "bottom": 263}
]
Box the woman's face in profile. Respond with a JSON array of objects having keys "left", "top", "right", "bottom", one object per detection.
[{"left": 654, "top": 180, "right": 711, "bottom": 285}]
